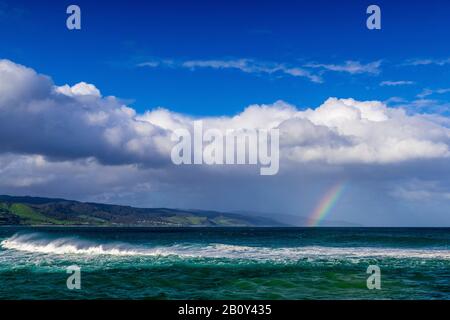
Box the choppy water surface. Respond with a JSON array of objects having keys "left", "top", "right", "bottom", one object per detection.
[{"left": 0, "top": 227, "right": 448, "bottom": 299}]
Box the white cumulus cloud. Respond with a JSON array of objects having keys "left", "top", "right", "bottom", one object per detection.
[{"left": 2, "top": 59, "right": 450, "bottom": 225}]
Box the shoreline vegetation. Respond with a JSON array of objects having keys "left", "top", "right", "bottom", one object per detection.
[
  {"left": 0, "top": 195, "right": 287, "bottom": 227},
  {"left": 1, "top": 195, "right": 446, "bottom": 228}
]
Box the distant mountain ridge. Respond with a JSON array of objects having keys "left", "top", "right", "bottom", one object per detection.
[{"left": 0, "top": 195, "right": 287, "bottom": 227}]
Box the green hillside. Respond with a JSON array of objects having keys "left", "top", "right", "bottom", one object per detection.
[{"left": 0, "top": 195, "right": 286, "bottom": 227}]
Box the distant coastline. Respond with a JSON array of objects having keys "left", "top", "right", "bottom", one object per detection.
[
  {"left": 0, "top": 195, "right": 361, "bottom": 227},
  {"left": 0, "top": 195, "right": 286, "bottom": 227}
]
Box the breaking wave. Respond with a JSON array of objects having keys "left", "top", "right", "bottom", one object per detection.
[{"left": 1, "top": 232, "right": 449, "bottom": 260}]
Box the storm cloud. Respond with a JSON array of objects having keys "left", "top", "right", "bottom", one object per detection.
[{"left": 1, "top": 59, "right": 450, "bottom": 226}]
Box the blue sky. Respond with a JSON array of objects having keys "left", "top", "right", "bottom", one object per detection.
[
  {"left": 2, "top": 0, "right": 450, "bottom": 115},
  {"left": 1, "top": 0, "right": 450, "bottom": 226}
]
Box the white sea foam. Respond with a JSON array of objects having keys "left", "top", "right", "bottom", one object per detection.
[
  {"left": 1, "top": 233, "right": 449, "bottom": 260},
  {"left": 0, "top": 233, "right": 171, "bottom": 257}
]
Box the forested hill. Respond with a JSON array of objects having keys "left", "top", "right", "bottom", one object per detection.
[{"left": 0, "top": 195, "right": 286, "bottom": 227}]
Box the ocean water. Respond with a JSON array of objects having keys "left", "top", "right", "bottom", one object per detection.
[{"left": 0, "top": 227, "right": 448, "bottom": 300}]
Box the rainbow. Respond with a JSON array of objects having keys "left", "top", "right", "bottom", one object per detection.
[{"left": 307, "top": 181, "right": 346, "bottom": 227}]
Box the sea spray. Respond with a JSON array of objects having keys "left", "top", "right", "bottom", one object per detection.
[
  {"left": 2, "top": 232, "right": 449, "bottom": 260},
  {"left": 0, "top": 227, "right": 449, "bottom": 299}
]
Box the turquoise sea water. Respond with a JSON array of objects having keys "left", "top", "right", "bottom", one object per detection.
[{"left": 0, "top": 227, "right": 448, "bottom": 300}]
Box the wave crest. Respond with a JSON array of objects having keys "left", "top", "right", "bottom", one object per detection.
[
  {"left": 1, "top": 232, "right": 449, "bottom": 260},
  {"left": 0, "top": 233, "right": 173, "bottom": 256}
]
